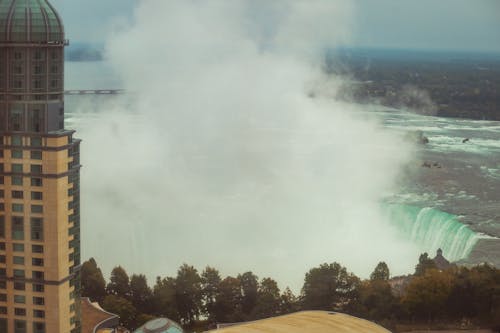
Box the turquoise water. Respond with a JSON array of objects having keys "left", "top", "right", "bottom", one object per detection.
[{"left": 384, "top": 204, "right": 481, "bottom": 261}]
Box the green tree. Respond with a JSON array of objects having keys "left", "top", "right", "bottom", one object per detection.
[
  {"left": 359, "top": 279, "right": 399, "bottom": 321},
  {"left": 214, "top": 276, "right": 243, "bottom": 323},
  {"left": 201, "top": 266, "right": 221, "bottom": 322},
  {"left": 414, "top": 253, "right": 437, "bottom": 276},
  {"left": 107, "top": 266, "right": 131, "bottom": 299},
  {"left": 175, "top": 264, "right": 202, "bottom": 325},
  {"left": 279, "top": 287, "right": 299, "bottom": 315},
  {"left": 447, "top": 264, "right": 500, "bottom": 325},
  {"left": 403, "top": 269, "right": 454, "bottom": 321},
  {"left": 152, "top": 276, "right": 178, "bottom": 320},
  {"left": 102, "top": 295, "right": 137, "bottom": 329},
  {"left": 254, "top": 277, "right": 281, "bottom": 319},
  {"left": 130, "top": 274, "right": 153, "bottom": 314},
  {"left": 370, "top": 262, "right": 390, "bottom": 281},
  {"left": 238, "top": 271, "right": 259, "bottom": 317},
  {"left": 80, "top": 258, "right": 106, "bottom": 302},
  {"left": 301, "top": 262, "right": 360, "bottom": 311}
]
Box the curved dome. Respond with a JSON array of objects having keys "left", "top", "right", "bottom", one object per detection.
[
  {"left": 133, "top": 318, "right": 184, "bottom": 333},
  {"left": 0, "top": 0, "right": 64, "bottom": 42}
]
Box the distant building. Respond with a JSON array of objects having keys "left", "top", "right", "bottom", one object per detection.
[
  {"left": 389, "top": 275, "right": 412, "bottom": 297},
  {"left": 433, "top": 248, "right": 451, "bottom": 270},
  {"left": 0, "top": 1, "right": 81, "bottom": 332}
]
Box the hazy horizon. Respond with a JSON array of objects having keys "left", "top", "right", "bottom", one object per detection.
[{"left": 54, "top": 0, "right": 500, "bottom": 53}]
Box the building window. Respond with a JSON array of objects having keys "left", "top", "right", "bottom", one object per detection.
[
  {"left": 12, "top": 216, "right": 24, "bottom": 239},
  {"left": 0, "top": 307, "right": 7, "bottom": 314},
  {"left": 33, "top": 296, "right": 44, "bottom": 305},
  {"left": 12, "top": 149, "right": 23, "bottom": 158},
  {"left": 14, "top": 308, "right": 26, "bottom": 316},
  {"left": 0, "top": 242, "right": 5, "bottom": 251},
  {"left": 11, "top": 135, "right": 22, "bottom": 146},
  {"left": 32, "top": 284, "right": 44, "bottom": 292},
  {"left": 0, "top": 255, "right": 4, "bottom": 263},
  {"left": 13, "top": 269, "right": 25, "bottom": 278},
  {"left": 30, "top": 165, "right": 42, "bottom": 174},
  {"left": 31, "top": 191, "right": 43, "bottom": 200},
  {"left": 14, "top": 282, "right": 25, "bottom": 291},
  {"left": 31, "top": 150, "right": 42, "bottom": 159},
  {"left": 12, "top": 191, "right": 23, "bottom": 199},
  {"left": 12, "top": 163, "right": 23, "bottom": 173},
  {"left": 33, "top": 322, "right": 45, "bottom": 333},
  {"left": 31, "top": 218, "right": 43, "bottom": 241},
  {"left": 0, "top": 293, "right": 6, "bottom": 302},
  {"left": 32, "top": 244, "right": 43, "bottom": 253},
  {"left": 0, "top": 216, "right": 4, "bottom": 238},
  {"left": 14, "top": 295, "right": 25, "bottom": 304},
  {"left": 31, "top": 177, "right": 43, "bottom": 186},
  {"left": 0, "top": 318, "right": 7, "bottom": 332},
  {"left": 12, "top": 176, "right": 23, "bottom": 185},
  {"left": 0, "top": 268, "right": 5, "bottom": 277},
  {"left": 13, "top": 243, "right": 24, "bottom": 252},
  {"left": 30, "top": 137, "right": 42, "bottom": 147},
  {"left": 13, "top": 256, "right": 24, "bottom": 265},
  {"left": 9, "top": 110, "right": 24, "bottom": 131},
  {"left": 32, "top": 258, "right": 44, "bottom": 266},
  {"left": 12, "top": 204, "right": 24, "bottom": 213},
  {"left": 33, "top": 310, "right": 45, "bottom": 318},
  {"left": 32, "top": 271, "right": 44, "bottom": 280},
  {"left": 34, "top": 50, "right": 43, "bottom": 60},
  {"left": 31, "top": 205, "right": 43, "bottom": 214}
]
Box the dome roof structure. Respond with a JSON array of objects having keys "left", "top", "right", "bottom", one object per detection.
[
  {"left": 0, "top": 0, "right": 64, "bottom": 42},
  {"left": 133, "top": 318, "right": 184, "bottom": 333}
]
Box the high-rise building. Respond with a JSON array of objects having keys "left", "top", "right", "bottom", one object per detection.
[{"left": 0, "top": 1, "right": 81, "bottom": 332}]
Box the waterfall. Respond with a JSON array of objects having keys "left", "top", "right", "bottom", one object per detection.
[{"left": 383, "top": 204, "right": 481, "bottom": 261}]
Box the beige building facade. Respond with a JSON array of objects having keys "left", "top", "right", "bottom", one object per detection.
[{"left": 0, "top": 1, "right": 81, "bottom": 332}]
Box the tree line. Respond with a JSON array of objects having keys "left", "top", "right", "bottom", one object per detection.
[{"left": 80, "top": 254, "right": 500, "bottom": 332}]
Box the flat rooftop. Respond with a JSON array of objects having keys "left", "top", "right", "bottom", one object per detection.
[{"left": 204, "top": 311, "right": 390, "bottom": 333}]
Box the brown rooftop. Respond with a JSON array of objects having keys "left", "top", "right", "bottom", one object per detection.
[{"left": 204, "top": 311, "right": 390, "bottom": 333}]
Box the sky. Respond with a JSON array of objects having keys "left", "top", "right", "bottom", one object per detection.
[{"left": 52, "top": 0, "right": 500, "bottom": 53}]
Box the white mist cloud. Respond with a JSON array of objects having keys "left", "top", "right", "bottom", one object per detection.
[{"left": 77, "top": 0, "right": 419, "bottom": 290}]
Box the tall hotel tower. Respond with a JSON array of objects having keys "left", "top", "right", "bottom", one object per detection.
[{"left": 0, "top": 1, "right": 81, "bottom": 332}]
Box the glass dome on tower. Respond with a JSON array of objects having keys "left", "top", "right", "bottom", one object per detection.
[{"left": 0, "top": 0, "right": 65, "bottom": 42}]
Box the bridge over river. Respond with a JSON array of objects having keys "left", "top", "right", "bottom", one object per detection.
[{"left": 64, "top": 89, "right": 125, "bottom": 95}]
